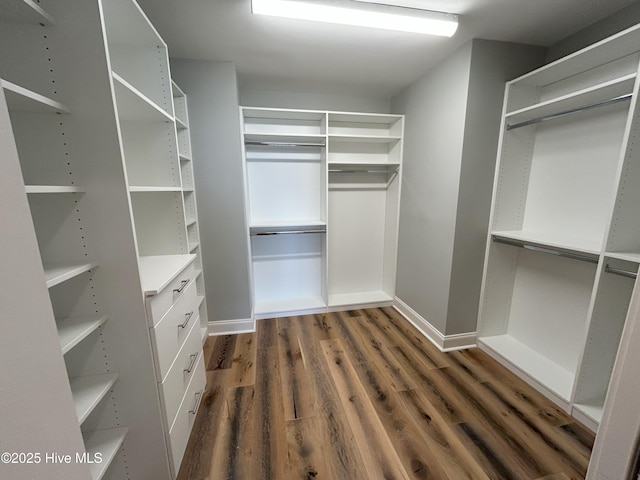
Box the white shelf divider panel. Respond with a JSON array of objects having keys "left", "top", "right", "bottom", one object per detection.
[
  {"left": 0, "top": 0, "right": 56, "bottom": 25},
  {"left": 2, "top": 79, "right": 70, "bottom": 113},
  {"left": 57, "top": 315, "right": 108, "bottom": 355},
  {"left": 70, "top": 373, "right": 118, "bottom": 424},
  {"left": 44, "top": 262, "right": 99, "bottom": 288},
  {"left": 82, "top": 427, "right": 128, "bottom": 480}
]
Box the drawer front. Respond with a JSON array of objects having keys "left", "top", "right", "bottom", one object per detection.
[
  {"left": 167, "top": 354, "right": 206, "bottom": 477},
  {"left": 147, "top": 261, "right": 196, "bottom": 326},
  {"left": 150, "top": 279, "right": 199, "bottom": 381},
  {"left": 159, "top": 316, "right": 203, "bottom": 427}
]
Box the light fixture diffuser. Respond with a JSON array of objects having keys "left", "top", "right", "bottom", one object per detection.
[{"left": 251, "top": 0, "right": 459, "bottom": 37}]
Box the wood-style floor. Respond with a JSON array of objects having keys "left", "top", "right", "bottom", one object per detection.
[{"left": 178, "top": 307, "right": 594, "bottom": 480}]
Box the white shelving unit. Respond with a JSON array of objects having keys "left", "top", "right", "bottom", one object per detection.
[
  {"left": 173, "top": 80, "right": 209, "bottom": 341},
  {"left": 477, "top": 24, "right": 640, "bottom": 431},
  {"left": 0, "top": 0, "right": 208, "bottom": 478},
  {"left": 240, "top": 107, "right": 403, "bottom": 319}
]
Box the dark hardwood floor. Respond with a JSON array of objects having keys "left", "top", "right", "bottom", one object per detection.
[{"left": 178, "top": 307, "right": 594, "bottom": 480}]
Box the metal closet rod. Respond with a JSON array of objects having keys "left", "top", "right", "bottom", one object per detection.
[
  {"left": 245, "top": 141, "right": 326, "bottom": 147},
  {"left": 492, "top": 236, "right": 599, "bottom": 264},
  {"left": 506, "top": 93, "right": 633, "bottom": 131},
  {"left": 605, "top": 264, "right": 638, "bottom": 279},
  {"left": 251, "top": 229, "right": 325, "bottom": 236}
]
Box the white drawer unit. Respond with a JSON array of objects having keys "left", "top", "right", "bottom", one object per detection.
[
  {"left": 144, "top": 257, "right": 197, "bottom": 325},
  {"left": 150, "top": 279, "right": 199, "bottom": 380},
  {"left": 167, "top": 352, "right": 206, "bottom": 477},
  {"left": 144, "top": 256, "right": 205, "bottom": 478},
  {"left": 159, "top": 314, "right": 204, "bottom": 428}
]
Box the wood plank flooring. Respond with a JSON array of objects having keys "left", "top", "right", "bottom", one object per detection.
[{"left": 178, "top": 307, "right": 594, "bottom": 480}]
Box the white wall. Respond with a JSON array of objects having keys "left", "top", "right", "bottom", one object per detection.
[
  {"left": 239, "top": 86, "right": 390, "bottom": 112},
  {"left": 391, "top": 42, "right": 473, "bottom": 334},
  {"left": 170, "top": 59, "right": 252, "bottom": 323}
]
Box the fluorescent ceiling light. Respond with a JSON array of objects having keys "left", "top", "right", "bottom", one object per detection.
[{"left": 251, "top": 0, "right": 459, "bottom": 37}]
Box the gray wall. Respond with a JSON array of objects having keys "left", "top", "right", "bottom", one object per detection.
[
  {"left": 391, "top": 42, "right": 473, "bottom": 334},
  {"left": 547, "top": 2, "right": 640, "bottom": 62},
  {"left": 447, "top": 40, "right": 546, "bottom": 335},
  {"left": 170, "top": 59, "right": 252, "bottom": 322},
  {"left": 391, "top": 39, "right": 546, "bottom": 336}
]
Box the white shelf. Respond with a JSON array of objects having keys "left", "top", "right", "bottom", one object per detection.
[
  {"left": 179, "top": 153, "right": 192, "bottom": 162},
  {"left": 112, "top": 73, "right": 172, "bottom": 122},
  {"left": 250, "top": 220, "right": 326, "bottom": 235},
  {"left": 0, "top": 0, "right": 55, "bottom": 25},
  {"left": 175, "top": 117, "right": 188, "bottom": 130},
  {"left": 25, "top": 185, "right": 85, "bottom": 194},
  {"left": 492, "top": 230, "right": 602, "bottom": 256},
  {"left": 328, "top": 290, "right": 393, "bottom": 307},
  {"left": 186, "top": 217, "right": 197, "bottom": 227},
  {"left": 505, "top": 74, "right": 636, "bottom": 127},
  {"left": 329, "top": 134, "right": 401, "bottom": 144},
  {"left": 573, "top": 398, "right": 605, "bottom": 425},
  {"left": 82, "top": 427, "right": 128, "bottom": 480},
  {"left": 44, "top": 262, "right": 99, "bottom": 288},
  {"left": 189, "top": 242, "right": 199, "bottom": 252},
  {"left": 70, "top": 373, "right": 119, "bottom": 424},
  {"left": 605, "top": 251, "right": 640, "bottom": 263},
  {"left": 329, "top": 161, "right": 400, "bottom": 168},
  {"left": 479, "top": 335, "right": 574, "bottom": 401},
  {"left": 57, "top": 315, "right": 108, "bottom": 355},
  {"left": 138, "top": 254, "right": 196, "bottom": 296},
  {"left": 255, "top": 296, "right": 326, "bottom": 316},
  {"left": 129, "top": 186, "right": 181, "bottom": 193},
  {"left": 244, "top": 133, "right": 326, "bottom": 146},
  {"left": 2, "top": 79, "right": 70, "bottom": 113}
]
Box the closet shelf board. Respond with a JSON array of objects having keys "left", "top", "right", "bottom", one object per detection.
[
  {"left": 328, "top": 291, "right": 393, "bottom": 307},
  {"left": 250, "top": 220, "right": 327, "bottom": 233},
  {"left": 70, "top": 373, "right": 119, "bottom": 424},
  {"left": 44, "top": 262, "right": 99, "bottom": 288},
  {"left": 244, "top": 133, "right": 326, "bottom": 144},
  {"left": 512, "top": 24, "right": 640, "bottom": 88},
  {"left": 573, "top": 398, "right": 605, "bottom": 425},
  {"left": 189, "top": 242, "right": 199, "bottom": 252},
  {"left": 57, "top": 315, "right": 109, "bottom": 355},
  {"left": 82, "top": 427, "right": 128, "bottom": 480},
  {"left": 25, "top": 185, "right": 86, "bottom": 194},
  {"left": 605, "top": 251, "right": 640, "bottom": 263},
  {"left": 129, "top": 186, "right": 181, "bottom": 193},
  {"left": 255, "top": 297, "right": 326, "bottom": 316},
  {"left": 179, "top": 153, "right": 192, "bottom": 162},
  {"left": 175, "top": 118, "right": 188, "bottom": 130},
  {"left": 479, "top": 335, "right": 574, "bottom": 401},
  {"left": 139, "top": 254, "right": 196, "bottom": 296},
  {"left": 112, "top": 73, "right": 172, "bottom": 122},
  {"left": 0, "top": 0, "right": 55, "bottom": 25},
  {"left": 2, "top": 79, "right": 70, "bottom": 113},
  {"left": 329, "top": 134, "right": 401, "bottom": 144},
  {"left": 491, "top": 230, "right": 602, "bottom": 256},
  {"left": 505, "top": 74, "right": 636, "bottom": 125}
]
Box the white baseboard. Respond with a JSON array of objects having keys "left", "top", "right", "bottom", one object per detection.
[
  {"left": 393, "top": 297, "right": 477, "bottom": 352},
  {"left": 207, "top": 318, "right": 255, "bottom": 336}
]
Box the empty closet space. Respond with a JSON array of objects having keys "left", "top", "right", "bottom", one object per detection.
[{"left": 478, "top": 24, "right": 640, "bottom": 430}]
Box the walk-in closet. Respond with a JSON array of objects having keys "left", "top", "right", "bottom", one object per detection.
[{"left": 2, "top": 0, "right": 640, "bottom": 479}]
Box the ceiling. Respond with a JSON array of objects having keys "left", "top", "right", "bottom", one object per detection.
[{"left": 137, "top": 0, "right": 638, "bottom": 98}]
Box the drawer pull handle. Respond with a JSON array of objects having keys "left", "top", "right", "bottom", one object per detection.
[
  {"left": 179, "top": 311, "right": 194, "bottom": 329},
  {"left": 173, "top": 279, "right": 189, "bottom": 294},
  {"left": 189, "top": 390, "right": 203, "bottom": 415},
  {"left": 184, "top": 353, "right": 198, "bottom": 373}
]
